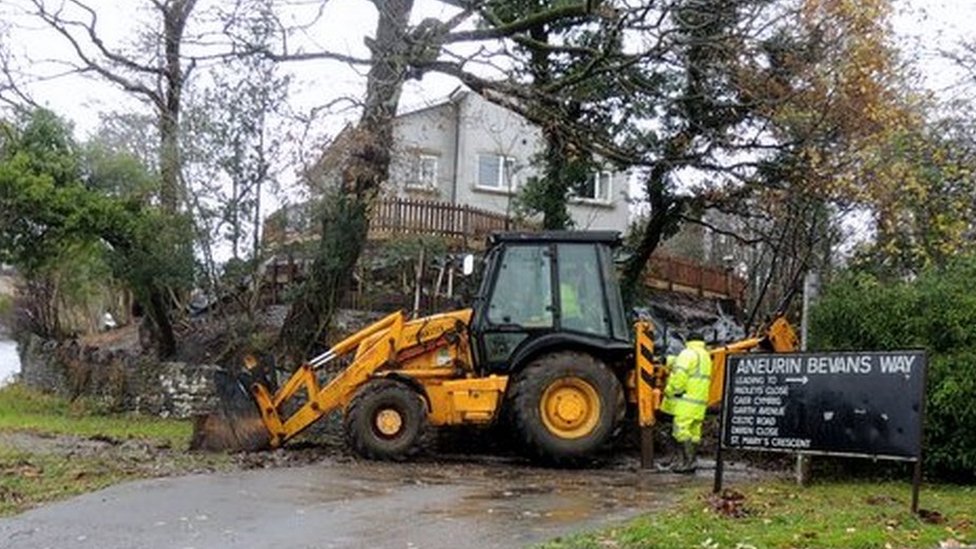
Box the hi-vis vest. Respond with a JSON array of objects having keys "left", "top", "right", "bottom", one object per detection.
[{"left": 662, "top": 341, "right": 712, "bottom": 420}]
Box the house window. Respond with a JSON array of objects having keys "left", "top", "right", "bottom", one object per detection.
[
  {"left": 407, "top": 154, "right": 438, "bottom": 189},
  {"left": 578, "top": 171, "right": 612, "bottom": 202},
  {"left": 477, "top": 154, "right": 515, "bottom": 190}
]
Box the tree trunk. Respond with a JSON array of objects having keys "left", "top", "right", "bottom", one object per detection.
[
  {"left": 158, "top": 0, "right": 196, "bottom": 212},
  {"left": 620, "top": 168, "right": 684, "bottom": 309},
  {"left": 275, "top": 0, "right": 415, "bottom": 364},
  {"left": 147, "top": 285, "right": 177, "bottom": 357},
  {"left": 527, "top": 22, "right": 575, "bottom": 230}
]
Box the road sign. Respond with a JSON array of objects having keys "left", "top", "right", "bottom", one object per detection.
[{"left": 721, "top": 351, "right": 926, "bottom": 460}]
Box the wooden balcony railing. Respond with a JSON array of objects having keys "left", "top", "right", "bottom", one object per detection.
[
  {"left": 369, "top": 198, "right": 533, "bottom": 241},
  {"left": 262, "top": 198, "right": 746, "bottom": 302},
  {"left": 263, "top": 197, "right": 535, "bottom": 249}
]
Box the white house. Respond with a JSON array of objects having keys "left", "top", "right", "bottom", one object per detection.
[{"left": 312, "top": 88, "right": 630, "bottom": 233}]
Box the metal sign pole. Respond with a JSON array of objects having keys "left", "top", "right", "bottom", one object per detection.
[
  {"left": 714, "top": 357, "right": 733, "bottom": 494},
  {"left": 912, "top": 353, "right": 929, "bottom": 514},
  {"left": 796, "top": 271, "right": 818, "bottom": 486},
  {"left": 911, "top": 459, "right": 922, "bottom": 514}
]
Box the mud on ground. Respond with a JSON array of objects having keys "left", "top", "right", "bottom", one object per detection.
[{"left": 1, "top": 419, "right": 778, "bottom": 478}]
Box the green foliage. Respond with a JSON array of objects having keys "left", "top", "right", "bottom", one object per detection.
[
  {"left": 0, "top": 108, "right": 192, "bottom": 350},
  {"left": 483, "top": 0, "right": 623, "bottom": 230},
  {"left": 516, "top": 155, "right": 594, "bottom": 230},
  {"left": 811, "top": 258, "right": 976, "bottom": 479},
  {"left": 82, "top": 141, "right": 158, "bottom": 201},
  {"left": 375, "top": 234, "right": 450, "bottom": 268},
  {"left": 542, "top": 481, "right": 975, "bottom": 548}
]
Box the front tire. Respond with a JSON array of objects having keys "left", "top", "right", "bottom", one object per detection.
[
  {"left": 509, "top": 351, "right": 624, "bottom": 466},
  {"left": 344, "top": 379, "right": 426, "bottom": 460}
]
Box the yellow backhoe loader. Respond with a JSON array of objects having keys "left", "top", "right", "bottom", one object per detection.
[{"left": 193, "top": 231, "right": 797, "bottom": 466}]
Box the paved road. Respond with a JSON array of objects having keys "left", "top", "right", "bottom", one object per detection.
[{"left": 0, "top": 459, "right": 702, "bottom": 549}]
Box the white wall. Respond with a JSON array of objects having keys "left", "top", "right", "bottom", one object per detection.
[
  {"left": 389, "top": 92, "right": 630, "bottom": 233},
  {"left": 390, "top": 104, "right": 459, "bottom": 201}
]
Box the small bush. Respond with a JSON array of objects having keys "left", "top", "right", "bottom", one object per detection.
[{"left": 811, "top": 258, "right": 976, "bottom": 480}]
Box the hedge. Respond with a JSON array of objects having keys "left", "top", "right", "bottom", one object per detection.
[{"left": 810, "top": 258, "right": 976, "bottom": 480}]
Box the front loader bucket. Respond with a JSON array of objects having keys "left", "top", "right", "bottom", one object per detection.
[{"left": 190, "top": 367, "right": 271, "bottom": 452}]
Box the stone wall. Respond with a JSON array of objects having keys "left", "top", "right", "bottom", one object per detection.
[{"left": 17, "top": 334, "right": 219, "bottom": 418}]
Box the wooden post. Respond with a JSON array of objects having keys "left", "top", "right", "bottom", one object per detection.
[
  {"left": 412, "top": 246, "right": 426, "bottom": 317},
  {"left": 640, "top": 427, "right": 655, "bottom": 469},
  {"left": 796, "top": 270, "right": 819, "bottom": 486},
  {"left": 447, "top": 261, "right": 455, "bottom": 298}
]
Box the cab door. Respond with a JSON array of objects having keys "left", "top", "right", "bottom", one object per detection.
[{"left": 472, "top": 243, "right": 555, "bottom": 373}]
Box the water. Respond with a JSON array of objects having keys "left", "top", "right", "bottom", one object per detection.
[{"left": 0, "top": 339, "right": 20, "bottom": 386}]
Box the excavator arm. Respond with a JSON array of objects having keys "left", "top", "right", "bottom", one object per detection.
[
  {"left": 252, "top": 311, "right": 408, "bottom": 448},
  {"left": 193, "top": 309, "right": 481, "bottom": 452}
]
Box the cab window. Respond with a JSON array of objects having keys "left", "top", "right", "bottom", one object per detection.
[
  {"left": 487, "top": 245, "right": 553, "bottom": 328},
  {"left": 557, "top": 243, "right": 609, "bottom": 337}
]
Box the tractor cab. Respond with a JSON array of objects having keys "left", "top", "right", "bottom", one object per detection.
[{"left": 469, "top": 231, "right": 632, "bottom": 374}]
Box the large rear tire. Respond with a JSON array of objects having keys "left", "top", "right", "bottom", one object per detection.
[
  {"left": 344, "top": 379, "right": 426, "bottom": 460},
  {"left": 509, "top": 351, "right": 624, "bottom": 466}
]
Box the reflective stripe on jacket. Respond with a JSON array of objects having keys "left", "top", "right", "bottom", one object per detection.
[{"left": 662, "top": 341, "right": 712, "bottom": 420}]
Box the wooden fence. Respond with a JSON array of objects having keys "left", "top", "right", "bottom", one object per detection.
[
  {"left": 645, "top": 252, "right": 746, "bottom": 301},
  {"left": 368, "top": 198, "right": 532, "bottom": 244},
  {"left": 263, "top": 197, "right": 533, "bottom": 250},
  {"left": 262, "top": 198, "right": 746, "bottom": 304}
]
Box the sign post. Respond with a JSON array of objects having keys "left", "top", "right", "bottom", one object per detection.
[{"left": 714, "top": 351, "right": 927, "bottom": 511}]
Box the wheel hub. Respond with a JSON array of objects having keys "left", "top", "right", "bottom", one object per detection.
[
  {"left": 375, "top": 408, "right": 404, "bottom": 437},
  {"left": 540, "top": 377, "right": 601, "bottom": 440}
]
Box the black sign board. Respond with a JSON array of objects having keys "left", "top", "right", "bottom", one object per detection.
[{"left": 721, "top": 351, "right": 926, "bottom": 460}]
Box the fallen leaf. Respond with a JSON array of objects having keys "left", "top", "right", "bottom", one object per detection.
[
  {"left": 920, "top": 509, "right": 946, "bottom": 525},
  {"left": 16, "top": 464, "right": 41, "bottom": 478}
]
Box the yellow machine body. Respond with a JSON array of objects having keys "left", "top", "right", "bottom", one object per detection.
[
  {"left": 250, "top": 308, "right": 512, "bottom": 447},
  {"left": 250, "top": 305, "right": 797, "bottom": 450}
]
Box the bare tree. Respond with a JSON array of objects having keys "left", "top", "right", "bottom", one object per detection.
[{"left": 24, "top": 0, "right": 199, "bottom": 211}]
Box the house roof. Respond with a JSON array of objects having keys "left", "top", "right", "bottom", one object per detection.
[
  {"left": 396, "top": 86, "right": 468, "bottom": 118},
  {"left": 308, "top": 87, "right": 471, "bottom": 183}
]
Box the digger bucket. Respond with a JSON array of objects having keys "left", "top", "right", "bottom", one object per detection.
[{"left": 190, "top": 365, "right": 272, "bottom": 452}]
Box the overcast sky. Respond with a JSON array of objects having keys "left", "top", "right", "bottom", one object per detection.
[
  {"left": 7, "top": 0, "right": 971, "bottom": 136},
  {"left": 2, "top": 0, "right": 973, "bottom": 260}
]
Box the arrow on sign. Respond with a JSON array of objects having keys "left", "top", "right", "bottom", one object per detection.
[{"left": 785, "top": 376, "right": 809, "bottom": 385}]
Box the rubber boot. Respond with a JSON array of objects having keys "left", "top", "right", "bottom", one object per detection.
[
  {"left": 655, "top": 438, "right": 681, "bottom": 472},
  {"left": 672, "top": 442, "right": 697, "bottom": 474}
]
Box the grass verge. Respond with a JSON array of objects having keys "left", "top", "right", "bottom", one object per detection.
[
  {"left": 0, "top": 446, "right": 141, "bottom": 515},
  {"left": 0, "top": 383, "right": 227, "bottom": 516},
  {"left": 543, "top": 480, "right": 975, "bottom": 549},
  {"left": 0, "top": 383, "right": 191, "bottom": 449}
]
